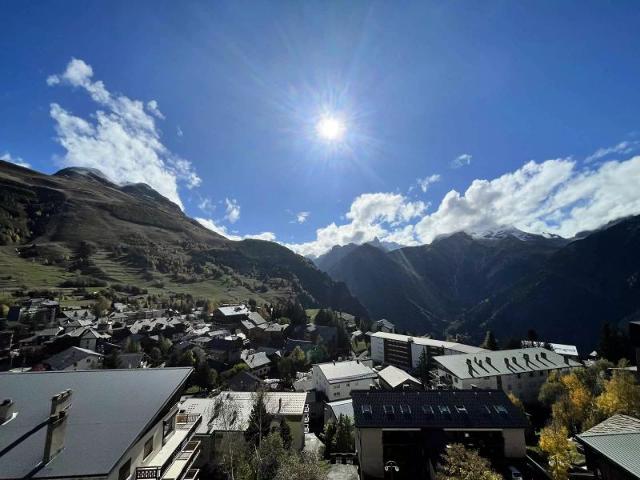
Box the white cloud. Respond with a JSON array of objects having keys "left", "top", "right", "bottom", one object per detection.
[
  {"left": 196, "top": 217, "right": 275, "bottom": 242},
  {"left": 177, "top": 126, "right": 183, "bottom": 137},
  {"left": 417, "top": 174, "right": 441, "bottom": 193},
  {"left": 198, "top": 197, "right": 216, "bottom": 214},
  {"left": 286, "top": 154, "right": 640, "bottom": 257},
  {"left": 225, "top": 198, "right": 241, "bottom": 223},
  {"left": 296, "top": 211, "right": 310, "bottom": 224},
  {"left": 285, "top": 193, "right": 426, "bottom": 257},
  {"left": 451, "top": 153, "right": 472, "bottom": 168},
  {"left": 585, "top": 140, "right": 639, "bottom": 163},
  {"left": 47, "top": 58, "right": 200, "bottom": 209},
  {"left": 1, "top": 152, "right": 31, "bottom": 168}
]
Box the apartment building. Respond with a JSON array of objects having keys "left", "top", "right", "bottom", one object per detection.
[
  {"left": 369, "top": 332, "right": 487, "bottom": 370},
  {"left": 433, "top": 347, "right": 582, "bottom": 403},
  {"left": 0, "top": 368, "right": 200, "bottom": 480},
  {"left": 353, "top": 389, "right": 528, "bottom": 480},
  {"left": 312, "top": 359, "right": 377, "bottom": 400}
]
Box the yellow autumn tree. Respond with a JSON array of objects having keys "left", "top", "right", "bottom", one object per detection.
[
  {"left": 560, "top": 373, "right": 593, "bottom": 431},
  {"left": 539, "top": 422, "right": 577, "bottom": 480},
  {"left": 595, "top": 370, "right": 640, "bottom": 418},
  {"left": 508, "top": 392, "right": 526, "bottom": 415}
]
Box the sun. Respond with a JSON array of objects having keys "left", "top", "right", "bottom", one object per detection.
[{"left": 315, "top": 115, "right": 346, "bottom": 142}]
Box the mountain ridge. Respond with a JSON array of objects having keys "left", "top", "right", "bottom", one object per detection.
[{"left": 0, "top": 160, "right": 367, "bottom": 316}]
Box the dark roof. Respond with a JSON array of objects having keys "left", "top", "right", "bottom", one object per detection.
[
  {"left": 352, "top": 389, "right": 528, "bottom": 429},
  {"left": 227, "top": 370, "right": 264, "bottom": 391},
  {"left": 0, "top": 368, "right": 192, "bottom": 479}
]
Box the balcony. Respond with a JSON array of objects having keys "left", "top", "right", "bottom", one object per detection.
[{"left": 136, "top": 414, "right": 202, "bottom": 480}]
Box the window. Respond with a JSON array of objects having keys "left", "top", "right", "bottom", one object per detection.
[
  {"left": 455, "top": 405, "right": 467, "bottom": 414},
  {"left": 422, "top": 405, "right": 434, "bottom": 416},
  {"left": 494, "top": 405, "right": 509, "bottom": 416},
  {"left": 483, "top": 405, "right": 492, "bottom": 415},
  {"left": 529, "top": 372, "right": 534, "bottom": 377},
  {"left": 345, "top": 383, "right": 350, "bottom": 387},
  {"left": 361, "top": 404, "right": 372, "bottom": 416},
  {"left": 438, "top": 405, "right": 451, "bottom": 415},
  {"left": 144, "top": 436, "right": 154, "bottom": 459},
  {"left": 399, "top": 404, "right": 411, "bottom": 416},
  {"left": 118, "top": 459, "right": 131, "bottom": 480},
  {"left": 383, "top": 405, "right": 395, "bottom": 417},
  {"left": 539, "top": 371, "right": 544, "bottom": 376},
  {"left": 334, "top": 392, "right": 340, "bottom": 397},
  {"left": 163, "top": 414, "right": 175, "bottom": 440},
  {"left": 517, "top": 373, "right": 521, "bottom": 379}
]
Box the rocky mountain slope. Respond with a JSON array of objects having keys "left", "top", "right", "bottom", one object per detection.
[
  {"left": 317, "top": 223, "right": 640, "bottom": 350},
  {"left": 0, "top": 160, "right": 367, "bottom": 316}
]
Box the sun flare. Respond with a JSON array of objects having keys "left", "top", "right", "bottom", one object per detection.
[{"left": 315, "top": 115, "right": 346, "bottom": 142}]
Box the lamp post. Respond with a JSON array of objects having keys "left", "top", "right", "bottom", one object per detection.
[{"left": 385, "top": 460, "right": 399, "bottom": 480}]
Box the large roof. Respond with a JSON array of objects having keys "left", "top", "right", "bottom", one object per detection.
[
  {"left": 577, "top": 414, "right": 640, "bottom": 477},
  {"left": 434, "top": 347, "right": 582, "bottom": 380},
  {"left": 316, "top": 360, "right": 377, "bottom": 384},
  {"left": 241, "top": 351, "right": 271, "bottom": 369},
  {"left": 378, "top": 365, "right": 422, "bottom": 389},
  {"left": 0, "top": 368, "right": 192, "bottom": 479},
  {"left": 369, "top": 332, "right": 487, "bottom": 354},
  {"left": 352, "top": 389, "right": 528, "bottom": 429},
  {"left": 182, "top": 391, "right": 307, "bottom": 434}
]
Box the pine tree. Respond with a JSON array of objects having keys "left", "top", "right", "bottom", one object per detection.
[
  {"left": 245, "top": 392, "right": 274, "bottom": 448},
  {"left": 278, "top": 416, "right": 292, "bottom": 449},
  {"left": 416, "top": 348, "right": 430, "bottom": 389},
  {"left": 334, "top": 414, "right": 354, "bottom": 452}
]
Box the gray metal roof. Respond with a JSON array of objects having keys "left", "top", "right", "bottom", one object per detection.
[
  {"left": 326, "top": 399, "right": 354, "bottom": 421},
  {"left": 0, "top": 368, "right": 192, "bottom": 479},
  {"left": 578, "top": 415, "right": 640, "bottom": 477},
  {"left": 434, "top": 347, "right": 581, "bottom": 380}
]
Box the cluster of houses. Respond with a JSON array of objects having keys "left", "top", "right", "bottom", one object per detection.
[{"left": 2, "top": 300, "right": 640, "bottom": 480}]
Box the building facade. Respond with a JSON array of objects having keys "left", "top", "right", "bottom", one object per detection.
[
  {"left": 312, "top": 360, "right": 377, "bottom": 401},
  {"left": 352, "top": 390, "right": 528, "bottom": 480}
]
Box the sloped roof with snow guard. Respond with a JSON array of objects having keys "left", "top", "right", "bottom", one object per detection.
[{"left": 0, "top": 368, "right": 192, "bottom": 479}]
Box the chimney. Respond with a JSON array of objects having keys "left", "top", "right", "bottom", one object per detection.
[
  {"left": 564, "top": 356, "right": 570, "bottom": 365},
  {"left": 540, "top": 351, "right": 547, "bottom": 360},
  {"left": 466, "top": 358, "right": 472, "bottom": 366},
  {"left": 43, "top": 390, "right": 72, "bottom": 464},
  {"left": 504, "top": 357, "right": 510, "bottom": 366},
  {"left": 486, "top": 357, "right": 491, "bottom": 365},
  {"left": 279, "top": 398, "right": 282, "bottom": 412},
  {"left": 0, "top": 399, "right": 15, "bottom": 423},
  {"left": 523, "top": 353, "right": 530, "bottom": 363},
  {"left": 333, "top": 360, "right": 336, "bottom": 365},
  {"left": 535, "top": 354, "right": 539, "bottom": 361}
]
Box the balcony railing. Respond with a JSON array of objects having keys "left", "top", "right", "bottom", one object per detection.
[{"left": 136, "top": 414, "right": 202, "bottom": 480}]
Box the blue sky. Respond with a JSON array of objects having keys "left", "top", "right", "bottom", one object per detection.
[{"left": 2, "top": 1, "right": 640, "bottom": 256}]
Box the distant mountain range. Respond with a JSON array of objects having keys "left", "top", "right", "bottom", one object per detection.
[
  {"left": 0, "top": 161, "right": 366, "bottom": 316},
  {"left": 316, "top": 221, "right": 640, "bottom": 351}
]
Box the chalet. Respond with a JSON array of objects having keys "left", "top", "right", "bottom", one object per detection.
[
  {"left": 240, "top": 350, "right": 271, "bottom": 377},
  {"left": 372, "top": 318, "right": 395, "bottom": 333},
  {"left": 0, "top": 368, "right": 201, "bottom": 480},
  {"left": 42, "top": 346, "right": 103, "bottom": 371},
  {"left": 227, "top": 370, "right": 265, "bottom": 392},
  {"left": 352, "top": 389, "right": 528, "bottom": 480},
  {"left": 79, "top": 328, "right": 111, "bottom": 352}
]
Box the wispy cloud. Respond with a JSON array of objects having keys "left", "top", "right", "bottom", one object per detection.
[
  {"left": 295, "top": 211, "right": 310, "bottom": 224},
  {"left": 46, "top": 58, "right": 200, "bottom": 209},
  {"left": 416, "top": 174, "right": 441, "bottom": 193},
  {"left": 585, "top": 140, "right": 639, "bottom": 163},
  {"left": 198, "top": 197, "right": 216, "bottom": 215},
  {"left": 176, "top": 126, "right": 183, "bottom": 138},
  {"left": 224, "top": 198, "right": 241, "bottom": 223},
  {"left": 451, "top": 153, "right": 472, "bottom": 169},
  {"left": 1, "top": 152, "right": 30, "bottom": 169}
]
